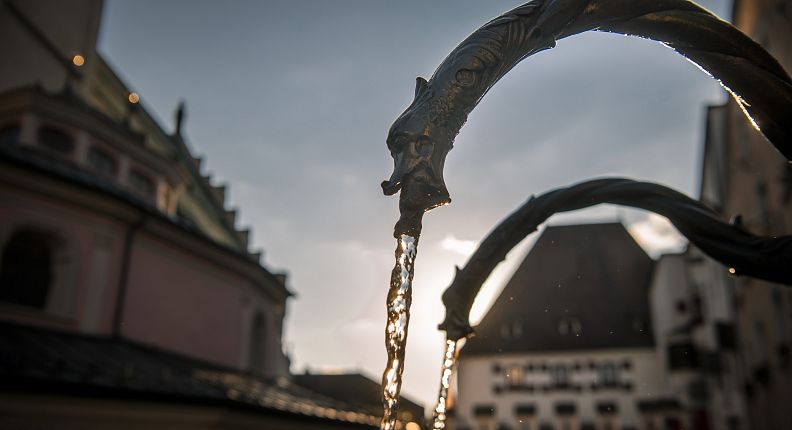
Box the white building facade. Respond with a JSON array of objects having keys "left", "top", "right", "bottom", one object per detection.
[{"left": 453, "top": 224, "right": 687, "bottom": 430}]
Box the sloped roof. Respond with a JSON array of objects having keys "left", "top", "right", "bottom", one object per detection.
[
  {"left": 294, "top": 373, "right": 424, "bottom": 421},
  {"left": 462, "top": 223, "right": 655, "bottom": 356},
  {"left": 0, "top": 321, "right": 377, "bottom": 428}
]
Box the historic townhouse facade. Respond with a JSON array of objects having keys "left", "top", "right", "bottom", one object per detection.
[{"left": 453, "top": 224, "right": 683, "bottom": 430}]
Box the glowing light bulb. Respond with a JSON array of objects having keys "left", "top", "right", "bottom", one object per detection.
[
  {"left": 72, "top": 54, "right": 85, "bottom": 66},
  {"left": 128, "top": 92, "right": 140, "bottom": 104},
  {"left": 728, "top": 267, "right": 736, "bottom": 274}
]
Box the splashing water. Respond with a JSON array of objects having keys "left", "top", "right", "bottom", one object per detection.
[
  {"left": 431, "top": 338, "right": 461, "bottom": 429},
  {"left": 380, "top": 234, "right": 418, "bottom": 430}
]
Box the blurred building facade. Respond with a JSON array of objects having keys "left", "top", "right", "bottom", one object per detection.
[
  {"left": 689, "top": 0, "right": 792, "bottom": 429},
  {"left": 0, "top": 0, "right": 422, "bottom": 428},
  {"left": 295, "top": 372, "right": 427, "bottom": 424},
  {"left": 649, "top": 250, "right": 746, "bottom": 430},
  {"left": 453, "top": 224, "right": 682, "bottom": 430},
  {"left": 0, "top": 0, "right": 290, "bottom": 380}
]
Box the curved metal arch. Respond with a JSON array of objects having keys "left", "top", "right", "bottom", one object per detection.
[
  {"left": 383, "top": 0, "right": 792, "bottom": 229},
  {"left": 438, "top": 177, "right": 792, "bottom": 341}
]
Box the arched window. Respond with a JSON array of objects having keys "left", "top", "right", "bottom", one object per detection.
[
  {"left": 0, "top": 124, "right": 20, "bottom": 146},
  {"left": 0, "top": 227, "right": 55, "bottom": 308},
  {"left": 38, "top": 127, "right": 74, "bottom": 154}
]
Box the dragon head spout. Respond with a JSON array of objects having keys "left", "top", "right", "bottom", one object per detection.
[{"left": 381, "top": 75, "right": 474, "bottom": 217}]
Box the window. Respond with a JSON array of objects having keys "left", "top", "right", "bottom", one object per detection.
[
  {"left": 515, "top": 404, "right": 536, "bottom": 430},
  {"left": 668, "top": 343, "right": 699, "bottom": 369},
  {"left": 599, "top": 363, "right": 618, "bottom": 386},
  {"left": 506, "top": 365, "right": 524, "bottom": 387},
  {"left": 0, "top": 228, "right": 55, "bottom": 308},
  {"left": 558, "top": 317, "right": 582, "bottom": 336},
  {"left": 128, "top": 170, "right": 155, "bottom": 199},
  {"left": 554, "top": 402, "right": 576, "bottom": 416},
  {"left": 88, "top": 147, "right": 117, "bottom": 177},
  {"left": 473, "top": 405, "right": 495, "bottom": 417},
  {"left": 552, "top": 364, "right": 569, "bottom": 386},
  {"left": 38, "top": 127, "right": 74, "bottom": 154},
  {"left": 596, "top": 401, "right": 618, "bottom": 415},
  {"left": 0, "top": 124, "right": 20, "bottom": 146},
  {"left": 514, "top": 404, "right": 536, "bottom": 416},
  {"left": 501, "top": 320, "right": 523, "bottom": 338}
]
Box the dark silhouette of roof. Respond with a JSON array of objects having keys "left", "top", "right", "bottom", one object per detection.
[
  {"left": 463, "top": 223, "right": 655, "bottom": 356},
  {"left": 0, "top": 321, "right": 378, "bottom": 428},
  {"left": 294, "top": 373, "right": 424, "bottom": 421}
]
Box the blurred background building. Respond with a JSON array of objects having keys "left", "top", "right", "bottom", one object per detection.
[
  {"left": 450, "top": 1, "right": 791, "bottom": 430},
  {"left": 691, "top": 0, "right": 792, "bottom": 429},
  {"left": 0, "top": 0, "right": 423, "bottom": 428},
  {"left": 453, "top": 224, "right": 674, "bottom": 430}
]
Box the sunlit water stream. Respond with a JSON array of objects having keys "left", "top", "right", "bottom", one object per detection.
[
  {"left": 380, "top": 234, "right": 418, "bottom": 430},
  {"left": 430, "top": 338, "right": 461, "bottom": 429}
]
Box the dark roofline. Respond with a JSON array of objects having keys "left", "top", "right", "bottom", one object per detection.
[
  {"left": 0, "top": 321, "right": 376, "bottom": 428},
  {"left": 294, "top": 372, "right": 425, "bottom": 413},
  {"left": 463, "top": 222, "right": 655, "bottom": 355},
  {"left": 0, "top": 378, "right": 376, "bottom": 429},
  {"left": 93, "top": 55, "right": 249, "bottom": 251}
]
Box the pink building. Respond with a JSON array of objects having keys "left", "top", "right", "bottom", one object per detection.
[
  {"left": 0, "top": 0, "right": 290, "bottom": 380},
  {"left": 0, "top": 1, "right": 401, "bottom": 428}
]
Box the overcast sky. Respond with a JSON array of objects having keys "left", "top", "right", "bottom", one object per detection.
[{"left": 99, "top": 0, "right": 731, "bottom": 407}]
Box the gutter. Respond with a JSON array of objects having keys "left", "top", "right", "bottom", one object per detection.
[{"left": 112, "top": 212, "right": 146, "bottom": 339}]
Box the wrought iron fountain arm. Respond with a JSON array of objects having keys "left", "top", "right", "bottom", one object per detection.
[
  {"left": 438, "top": 177, "right": 792, "bottom": 341},
  {"left": 383, "top": 0, "right": 792, "bottom": 227}
]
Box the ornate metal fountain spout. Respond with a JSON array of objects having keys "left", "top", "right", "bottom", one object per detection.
[{"left": 382, "top": 0, "right": 792, "bottom": 234}]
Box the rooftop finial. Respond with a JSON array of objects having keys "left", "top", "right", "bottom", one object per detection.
[{"left": 174, "top": 100, "right": 186, "bottom": 136}]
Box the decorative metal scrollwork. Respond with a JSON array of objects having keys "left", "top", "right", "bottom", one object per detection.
[{"left": 383, "top": 0, "right": 792, "bottom": 236}]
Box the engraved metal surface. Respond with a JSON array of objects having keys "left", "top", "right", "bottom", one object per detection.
[{"left": 383, "top": 0, "right": 792, "bottom": 232}]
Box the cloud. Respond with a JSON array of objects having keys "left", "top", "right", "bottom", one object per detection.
[
  {"left": 439, "top": 235, "right": 478, "bottom": 256},
  {"left": 628, "top": 213, "right": 687, "bottom": 258}
]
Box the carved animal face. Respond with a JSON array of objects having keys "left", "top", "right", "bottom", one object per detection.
[
  {"left": 381, "top": 1, "right": 559, "bottom": 217},
  {"left": 381, "top": 77, "right": 454, "bottom": 214}
]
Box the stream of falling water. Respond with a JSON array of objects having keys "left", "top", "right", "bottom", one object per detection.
[
  {"left": 431, "top": 338, "right": 461, "bottom": 429},
  {"left": 380, "top": 234, "right": 418, "bottom": 430}
]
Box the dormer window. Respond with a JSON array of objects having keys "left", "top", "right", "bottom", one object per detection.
[
  {"left": 558, "top": 317, "right": 582, "bottom": 336},
  {"left": 38, "top": 127, "right": 74, "bottom": 155},
  {"left": 87, "top": 147, "right": 117, "bottom": 178}
]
